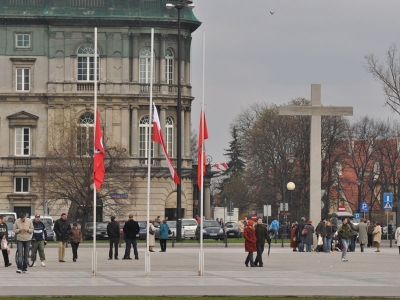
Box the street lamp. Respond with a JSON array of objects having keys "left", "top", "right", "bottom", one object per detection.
[
  {"left": 166, "top": 0, "right": 195, "bottom": 242},
  {"left": 286, "top": 182, "right": 295, "bottom": 224}
]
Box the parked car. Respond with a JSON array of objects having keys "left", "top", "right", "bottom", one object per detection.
[
  {"left": 182, "top": 218, "right": 198, "bottom": 239},
  {"left": 224, "top": 221, "right": 240, "bottom": 238},
  {"left": 138, "top": 221, "right": 147, "bottom": 240},
  {"left": 6, "top": 222, "right": 15, "bottom": 242},
  {"left": 96, "top": 222, "right": 109, "bottom": 240},
  {"left": 166, "top": 220, "right": 185, "bottom": 239},
  {"left": 195, "top": 220, "right": 224, "bottom": 240},
  {"left": 84, "top": 222, "right": 94, "bottom": 240}
]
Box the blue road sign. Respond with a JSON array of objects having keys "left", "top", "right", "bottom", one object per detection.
[
  {"left": 354, "top": 213, "right": 361, "bottom": 220},
  {"left": 360, "top": 202, "right": 369, "bottom": 213},
  {"left": 383, "top": 192, "right": 393, "bottom": 211}
]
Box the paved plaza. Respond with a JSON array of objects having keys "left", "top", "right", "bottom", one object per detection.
[{"left": 1, "top": 240, "right": 399, "bottom": 297}]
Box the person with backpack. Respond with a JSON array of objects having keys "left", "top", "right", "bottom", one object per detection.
[
  {"left": 0, "top": 215, "right": 12, "bottom": 267},
  {"left": 31, "top": 214, "right": 47, "bottom": 267}
]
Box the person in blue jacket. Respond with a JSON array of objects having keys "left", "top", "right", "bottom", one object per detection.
[
  {"left": 159, "top": 220, "right": 169, "bottom": 252},
  {"left": 270, "top": 219, "right": 280, "bottom": 241}
]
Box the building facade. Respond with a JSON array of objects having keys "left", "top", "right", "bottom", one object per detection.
[{"left": 0, "top": 0, "right": 205, "bottom": 221}]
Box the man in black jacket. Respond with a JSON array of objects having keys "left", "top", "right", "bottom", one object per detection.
[
  {"left": 54, "top": 213, "right": 71, "bottom": 262},
  {"left": 122, "top": 214, "right": 140, "bottom": 260},
  {"left": 254, "top": 217, "right": 271, "bottom": 267},
  {"left": 107, "top": 216, "right": 120, "bottom": 260},
  {"left": 31, "top": 214, "right": 47, "bottom": 267},
  {"left": 0, "top": 215, "right": 12, "bottom": 267},
  {"left": 298, "top": 217, "right": 306, "bottom": 252}
]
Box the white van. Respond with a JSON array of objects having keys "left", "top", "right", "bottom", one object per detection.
[{"left": 0, "top": 212, "right": 17, "bottom": 224}]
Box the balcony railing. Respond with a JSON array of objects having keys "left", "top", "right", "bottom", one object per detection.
[{"left": 14, "top": 158, "right": 31, "bottom": 166}]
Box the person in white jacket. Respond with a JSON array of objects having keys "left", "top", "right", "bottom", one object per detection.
[
  {"left": 14, "top": 212, "right": 34, "bottom": 273},
  {"left": 395, "top": 226, "right": 400, "bottom": 255}
]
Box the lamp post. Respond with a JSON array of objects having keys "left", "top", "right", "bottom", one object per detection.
[
  {"left": 286, "top": 182, "right": 295, "bottom": 224},
  {"left": 281, "top": 154, "right": 294, "bottom": 247},
  {"left": 166, "top": 0, "right": 195, "bottom": 242}
]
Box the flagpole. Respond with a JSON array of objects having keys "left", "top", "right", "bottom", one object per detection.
[
  {"left": 145, "top": 28, "right": 154, "bottom": 276},
  {"left": 199, "top": 30, "right": 205, "bottom": 277},
  {"left": 92, "top": 27, "right": 98, "bottom": 277}
]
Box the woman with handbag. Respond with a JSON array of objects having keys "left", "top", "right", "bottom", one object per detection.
[
  {"left": 243, "top": 220, "right": 257, "bottom": 267},
  {"left": 148, "top": 220, "right": 156, "bottom": 252},
  {"left": 372, "top": 222, "right": 382, "bottom": 252}
]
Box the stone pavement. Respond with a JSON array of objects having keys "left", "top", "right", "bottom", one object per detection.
[{"left": 1, "top": 241, "right": 399, "bottom": 297}]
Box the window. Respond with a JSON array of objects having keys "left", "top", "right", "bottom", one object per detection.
[
  {"left": 139, "top": 116, "right": 154, "bottom": 160},
  {"left": 16, "top": 68, "right": 30, "bottom": 91},
  {"left": 15, "top": 177, "right": 29, "bottom": 193},
  {"left": 77, "top": 112, "right": 94, "bottom": 156},
  {"left": 15, "top": 33, "right": 31, "bottom": 49},
  {"left": 15, "top": 127, "right": 30, "bottom": 156},
  {"left": 77, "top": 43, "right": 99, "bottom": 81},
  {"left": 165, "top": 48, "right": 174, "bottom": 84},
  {"left": 166, "top": 116, "right": 174, "bottom": 157},
  {"left": 139, "top": 47, "right": 155, "bottom": 84}
]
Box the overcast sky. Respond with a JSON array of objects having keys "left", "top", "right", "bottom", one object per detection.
[{"left": 189, "top": 0, "right": 400, "bottom": 165}]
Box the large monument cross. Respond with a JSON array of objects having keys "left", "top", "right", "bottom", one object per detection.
[{"left": 279, "top": 84, "right": 353, "bottom": 244}]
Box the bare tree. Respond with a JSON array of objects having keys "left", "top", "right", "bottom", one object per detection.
[
  {"left": 364, "top": 44, "right": 400, "bottom": 114},
  {"left": 36, "top": 123, "right": 134, "bottom": 233}
]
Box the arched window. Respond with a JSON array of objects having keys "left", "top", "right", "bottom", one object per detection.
[
  {"left": 165, "top": 48, "right": 174, "bottom": 85},
  {"left": 165, "top": 116, "right": 174, "bottom": 157},
  {"left": 77, "top": 112, "right": 94, "bottom": 156},
  {"left": 139, "top": 47, "right": 155, "bottom": 84},
  {"left": 139, "top": 115, "right": 154, "bottom": 160},
  {"left": 77, "top": 43, "right": 100, "bottom": 81}
]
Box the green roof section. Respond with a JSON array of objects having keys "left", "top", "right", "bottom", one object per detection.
[{"left": 0, "top": 0, "right": 201, "bottom": 31}]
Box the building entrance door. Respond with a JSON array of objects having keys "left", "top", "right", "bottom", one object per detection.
[{"left": 14, "top": 206, "right": 31, "bottom": 218}]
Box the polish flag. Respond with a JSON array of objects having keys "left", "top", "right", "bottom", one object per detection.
[
  {"left": 221, "top": 162, "right": 229, "bottom": 169},
  {"left": 197, "top": 110, "right": 208, "bottom": 189},
  {"left": 152, "top": 104, "right": 180, "bottom": 184},
  {"left": 213, "top": 164, "right": 220, "bottom": 170},
  {"left": 93, "top": 108, "right": 105, "bottom": 190}
]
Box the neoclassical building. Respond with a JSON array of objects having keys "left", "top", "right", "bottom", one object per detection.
[{"left": 0, "top": 0, "right": 209, "bottom": 221}]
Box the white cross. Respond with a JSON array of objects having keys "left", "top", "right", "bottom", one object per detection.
[{"left": 279, "top": 84, "right": 353, "bottom": 244}]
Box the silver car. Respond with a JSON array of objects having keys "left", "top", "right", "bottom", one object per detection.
[{"left": 182, "top": 218, "right": 198, "bottom": 239}]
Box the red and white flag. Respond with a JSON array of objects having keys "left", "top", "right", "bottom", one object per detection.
[
  {"left": 221, "top": 162, "right": 229, "bottom": 169},
  {"left": 152, "top": 104, "right": 180, "bottom": 184},
  {"left": 213, "top": 164, "right": 220, "bottom": 170},
  {"left": 93, "top": 108, "right": 105, "bottom": 190},
  {"left": 197, "top": 110, "right": 208, "bottom": 189},
  {"left": 213, "top": 162, "right": 229, "bottom": 170}
]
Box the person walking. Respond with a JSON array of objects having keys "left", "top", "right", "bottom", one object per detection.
[
  {"left": 366, "top": 220, "right": 374, "bottom": 247},
  {"left": 159, "top": 220, "right": 169, "bottom": 252},
  {"left": 122, "top": 214, "right": 140, "bottom": 260},
  {"left": 269, "top": 219, "right": 279, "bottom": 242},
  {"left": 298, "top": 217, "right": 306, "bottom": 252},
  {"left": 31, "top": 214, "right": 47, "bottom": 267},
  {"left": 0, "top": 215, "right": 12, "bottom": 267},
  {"left": 54, "top": 213, "right": 71, "bottom": 263},
  {"left": 290, "top": 222, "right": 299, "bottom": 252},
  {"left": 254, "top": 217, "right": 271, "bottom": 267},
  {"left": 244, "top": 220, "right": 257, "bottom": 267},
  {"left": 107, "top": 216, "right": 120, "bottom": 260},
  {"left": 372, "top": 222, "right": 382, "bottom": 252},
  {"left": 13, "top": 212, "right": 34, "bottom": 273},
  {"left": 337, "top": 218, "right": 352, "bottom": 262},
  {"left": 304, "top": 220, "right": 314, "bottom": 252},
  {"left": 395, "top": 225, "right": 400, "bottom": 255},
  {"left": 69, "top": 223, "right": 82, "bottom": 262}
]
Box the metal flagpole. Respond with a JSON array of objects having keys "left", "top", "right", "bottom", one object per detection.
[
  {"left": 199, "top": 30, "right": 205, "bottom": 277},
  {"left": 145, "top": 28, "right": 155, "bottom": 276},
  {"left": 92, "top": 27, "right": 98, "bottom": 277}
]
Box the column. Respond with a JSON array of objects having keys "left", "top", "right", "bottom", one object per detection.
[
  {"left": 132, "top": 34, "right": 139, "bottom": 83},
  {"left": 106, "top": 33, "right": 114, "bottom": 86},
  {"left": 159, "top": 106, "right": 167, "bottom": 157},
  {"left": 185, "top": 36, "right": 192, "bottom": 86},
  {"left": 184, "top": 108, "right": 191, "bottom": 158},
  {"left": 121, "top": 104, "right": 130, "bottom": 151},
  {"left": 63, "top": 32, "right": 73, "bottom": 82},
  {"left": 180, "top": 36, "right": 186, "bottom": 84},
  {"left": 105, "top": 105, "right": 113, "bottom": 144},
  {"left": 131, "top": 105, "right": 139, "bottom": 156},
  {"left": 122, "top": 33, "right": 129, "bottom": 82},
  {"left": 204, "top": 178, "right": 211, "bottom": 220},
  {"left": 181, "top": 108, "right": 185, "bottom": 158},
  {"left": 160, "top": 34, "right": 167, "bottom": 84}
]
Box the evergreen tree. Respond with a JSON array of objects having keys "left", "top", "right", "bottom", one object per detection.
[{"left": 223, "top": 126, "right": 245, "bottom": 176}]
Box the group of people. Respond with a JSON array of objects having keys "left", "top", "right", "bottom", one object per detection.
[
  {"left": 0, "top": 212, "right": 82, "bottom": 274},
  {"left": 288, "top": 216, "right": 393, "bottom": 261}
]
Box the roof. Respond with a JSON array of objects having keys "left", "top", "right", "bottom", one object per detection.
[{"left": 0, "top": 0, "right": 201, "bottom": 32}]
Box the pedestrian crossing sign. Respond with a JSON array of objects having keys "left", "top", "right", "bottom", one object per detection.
[{"left": 383, "top": 192, "right": 393, "bottom": 211}]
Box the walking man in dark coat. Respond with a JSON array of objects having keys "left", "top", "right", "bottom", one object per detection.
[
  {"left": 122, "top": 214, "right": 140, "bottom": 260},
  {"left": 254, "top": 217, "right": 271, "bottom": 267}
]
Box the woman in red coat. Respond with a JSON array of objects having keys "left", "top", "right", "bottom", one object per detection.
[
  {"left": 244, "top": 220, "right": 257, "bottom": 267},
  {"left": 290, "top": 223, "right": 299, "bottom": 251}
]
